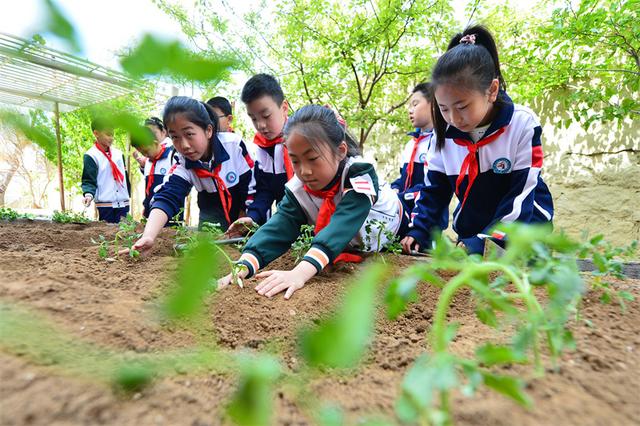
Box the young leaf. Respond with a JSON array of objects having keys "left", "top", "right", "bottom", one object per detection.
[
  {"left": 384, "top": 275, "right": 418, "bottom": 320},
  {"left": 475, "top": 343, "right": 527, "bottom": 366},
  {"left": 226, "top": 354, "right": 281, "bottom": 426},
  {"left": 161, "top": 236, "right": 219, "bottom": 319},
  {"left": 298, "top": 263, "right": 386, "bottom": 369},
  {"left": 40, "top": 0, "right": 83, "bottom": 53},
  {"left": 481, "top": 372, "right": 532, "bottom": 408}
]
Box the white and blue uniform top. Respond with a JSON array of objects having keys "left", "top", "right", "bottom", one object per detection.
[{"left": 407, "top": 92, "right": 554, "bottom": 254}]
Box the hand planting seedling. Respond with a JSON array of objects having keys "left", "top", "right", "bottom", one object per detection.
[
  {"left": 291, "top": 224, "right": 315, "bottom": 264},
  {"left": 114, "top": 215, "right": 142, "bottom": 259},
  {"left": 51, "top": 210, "right": 90, "bottom": 224}
]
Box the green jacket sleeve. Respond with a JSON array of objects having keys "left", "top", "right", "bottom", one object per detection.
[
  {"left": 81, "top": 154, "right": 98, "bottom": 197},
  {"left": 238, "top": 188, "right": 307, "bottom": 278}
]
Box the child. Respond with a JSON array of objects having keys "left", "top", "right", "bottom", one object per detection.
[
  {"left": 218, "top": 105, "right": 408, "bottom": 300},
  {"left": 401, "top": 26, "right": 554, "bottom": 255},
  {"left": 132, "top": 117, "right": 173, "bottom": 169},
  {"left": 130, "top": 128, "right": 182, "bottom": 220},
  {"left": 225, "top": 74, "right": 291, "bottom": 236},
  {"left": 206, "top": 96, "right": 234, "bottom": 133},
  {"left": 391, "top": 82, "right": 447, "bottom": 229},
  {"left": 207, "top": 95, "right": 256, "bottom": 212},
  {"left": 81, "top": 117, "right": 130, "bottom": 223},
  {"left": 128, "top": 96, "right": 252, "bottom": 254}
]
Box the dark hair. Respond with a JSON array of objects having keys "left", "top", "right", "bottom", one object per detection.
[
  {"left": 144, "top": 116, "right": 165, "bottom": 132},
  {"left": 91, "top": 116, "right": 112, "bottom": 132},
  {"left": 206, "top": 96, "right": 232, "bottom": 116},
  {"left": 412, "top": 82, "right": 434, "bottom": 99},
  {"left": 241, "top": 73, "right": 285, "bottom": 106},
  {"left": 431, "top": 25, "right": 507, "bottom": 149},
  {"left": 163, "top": 96, "right": 219, "bottom": 135},
  {"left": 284, "top": 104, "right": 359, "bottom": 158}
]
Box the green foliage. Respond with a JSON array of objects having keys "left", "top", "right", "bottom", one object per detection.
[
  {"left": 37, "top": 0, "right": 82, "bottom": 53},
  {"left": 121, "top": 34, "right": 236, "bottom": 84},
  {"left": 226, "top": 354, "right": 281, "bottom": 426},
  {"left": 113, "top": 363, "right": 154, "bottom": 393},
  {"left": 0, "top": 208, "right": 33, "bottom": 221},
  {"left": 389, "top": 223, "right": 589, "bottom": 423},
  {"left": 0, "top": 109, "right": 57, "bottom": 162},
  {"left": 298, "top": 263, "right": 386, "bottom": 370},
  {"left": 90, "top": 235, "right": 110, "bottom": 259},
  {"left": 291, "top": 224, "right": 315, "bottom": 264},
  {"left": 51, "top": 210, "right": 89, "bottom": 224},
  {"left": 234, "top": 221, "right": 260, "bottom": 252},
  {"left": 364, "top": 219, "right": 403, "bottom": 256}
]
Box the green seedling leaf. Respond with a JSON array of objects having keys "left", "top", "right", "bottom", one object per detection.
[
  {"left": 475, "top": 344, "right": 527, "bottom": 366},
  {"left": 39, "top": 0, "right": 82, "bottom": 52},
  {"left": 396, "top": 353, "right": 458, "bottom": 423},
  {"left": 121, "top": 34, "right": 235, "bottom": 83},
  {"left": 162, "top": 236, "right": 219, "bottom": 319},
  {"left": 316, "top": 404, "right": 344, "bottom": 426},
  {"left": 226, "top": 354, "right": 281, "bottom": 426},
  {"left": 481, "top": 372, "right": 532, "bottom": 408},
  {"left": 384, "top": 275, "right": 418, "bottom": 320},
  {"left": 298, "top": 263, "right": 386, "bottom": 369},
  {"left": 475, "top": 305, "right": 498, "bottom": 327},
  {"left": 113, "top": 362, "right": 153, "bottom": 393}
]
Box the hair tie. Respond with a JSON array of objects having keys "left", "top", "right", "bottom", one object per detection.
[{"left": 459, "top": 34, "right": 476, "bottom": 45}]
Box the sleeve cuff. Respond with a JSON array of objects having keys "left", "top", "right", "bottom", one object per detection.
[
  {"left": 238, "top": 252, "right": 261, "bottom": 278},
  {"left": 150, "top": 201, "right": 177, "bottom": 220},
  {"left": 407, "top": 228, "right": 432, "bottom": 249},
  {"left": 302, "top": 246, "right": 331, "bottom": 273}
]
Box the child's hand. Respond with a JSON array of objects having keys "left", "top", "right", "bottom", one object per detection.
[
  {"left": 225, "top": 217, "right": 255, "bottom": 238},
  {"left": 254, "top": 270, "right": 306, "bottom": 300},
  {"left": 118, "top": 236, "right": 155, "bottom": 257},
  {"left": 82, "top": 195, "right": 93, "bottom": 207},
  {"left": 401, "top": 236, "right": 420, "bottom": 254}
]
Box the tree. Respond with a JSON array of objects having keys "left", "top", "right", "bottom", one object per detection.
[{"left": 155, "top": 0, "right": 458, "bottom": 150}]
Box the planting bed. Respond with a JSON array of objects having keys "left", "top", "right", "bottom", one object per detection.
[{"left": 0, "top": 220, "right": 638, "bottom": 425}]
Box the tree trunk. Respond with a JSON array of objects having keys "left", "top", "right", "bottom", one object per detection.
[{"left": 0, "top": 165, "right": 18, "bottom": 207}]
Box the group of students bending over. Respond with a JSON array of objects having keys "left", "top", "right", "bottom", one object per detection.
[{"left": 81, "top": 25, "right": 554, "bottom": 299}]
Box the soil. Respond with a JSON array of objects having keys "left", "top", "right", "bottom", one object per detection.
[{"left": 0, "top": 220, "right": 639, "bottom": 426}]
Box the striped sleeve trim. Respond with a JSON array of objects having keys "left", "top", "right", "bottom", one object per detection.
[
  {"left": 238, "top": 252, "right": 260, "bottom": 278},
  {"left": 302, "top": 246, "right": 331, "bottom": 272}
]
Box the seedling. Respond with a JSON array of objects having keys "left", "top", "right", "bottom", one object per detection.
[
  {"left": 234, "top": 221, "right": 260, "bottom": 252},
  {"left": 291, "top": 224, "right": 315, "bottom": 264},
  {"left": 363, "top": 219, "right": 403, "bottom": 262},
  {"left": 114, "top": 215, "right": 142, "bottom": 259},
  {"left": 0, "top": 207, "right": 20, "bottom": 221},
  {"left": 91, "top": 235, "right": 110, "bottom": 259},
  {"left": 51, "top": 210, "right": 89, "bottom": 224}
]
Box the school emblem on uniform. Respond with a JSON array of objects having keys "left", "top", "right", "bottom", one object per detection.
[
  {"left": 160, "top": 168, "right": 167, "bottom": 174},
  {"left": 419, "top": 153, "right": 428, "bottom": 163},
  {"left": 226, "top": 171, "right": 237, "bottom": 183},
  {"left": 492, "top": 158, "right": 512, "bottom": 174}
]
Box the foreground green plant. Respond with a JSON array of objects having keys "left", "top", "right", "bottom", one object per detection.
[
  {"left": 291, "top": 224, "right": 315, "bottom": 264},
  {"left": 387, "top": 224, "right": 586, "bottom": 425}
]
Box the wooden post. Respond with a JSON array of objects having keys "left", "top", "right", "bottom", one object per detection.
[{"left": 54, "top": 102, "right": 65, "bottom": 211}]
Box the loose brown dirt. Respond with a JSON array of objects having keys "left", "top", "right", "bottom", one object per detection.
[{"left": 0, "top": 220, "right": 638, "bottom": 426}]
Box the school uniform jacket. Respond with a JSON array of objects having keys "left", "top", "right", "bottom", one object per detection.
[
  {"left": 150, "top": 134, "right": 252, "bottom": 225},
  {"left": 141, "top": 145, "right": 179, "bottom": 217},
  {"left": 245, "top": 144, "right": 289, "bottom": 225},
  {"left": 408, "top": 94, "right": 554, "bottom": 254},
  {"left": 237, "top": 157, "right": 403, "bottom": 278},
  {"left": 391, "top": 129, "right": 448, "bottom": 229},
  {"left": 81, "top": 145, "right": 130, "bottom": 207}
]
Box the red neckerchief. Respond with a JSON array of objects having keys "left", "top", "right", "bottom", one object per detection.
[
  {"left": 453, "top": 127, "right": 506, "bottom": 211},
  {"left": 193, "top": 164, "right": 232, "bottom": 224},
  {"left": 404, "top": 133, "right": 429, "bottom": 191},
  {"left": 304, "top": 180, "right": 363, "bottom": 265},
  {"left": 145, "top": 145, "right": 167, "bottom": 196},
  {"left": 94, "top": 142, "right": 125, "bottom": 185},
  {"left": 253, "top": 133, "right": 293, "bottom": 180}
]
